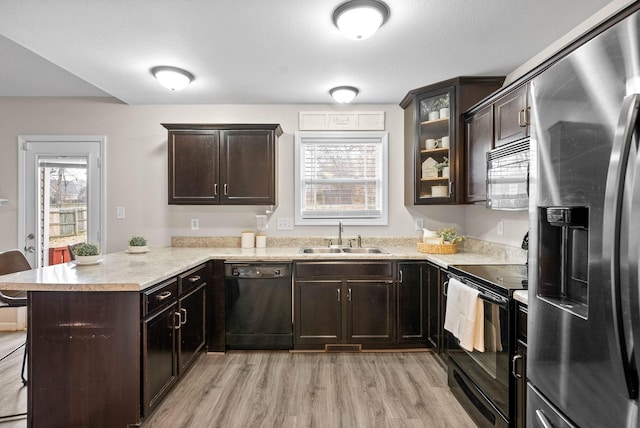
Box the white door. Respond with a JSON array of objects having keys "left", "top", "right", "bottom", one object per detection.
[{"left": 18, "top": 136, "right": 106, "bottom": 268}]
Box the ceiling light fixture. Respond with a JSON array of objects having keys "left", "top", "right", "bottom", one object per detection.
[
  {"left": 330, "top": 86, "right": 359, "bottom": 103},
  {"left": 151, "top": 66, "right": 194, "bottom": 91},
  {"left": 332, "top": 0, "right": 390, "bottom": 40}
]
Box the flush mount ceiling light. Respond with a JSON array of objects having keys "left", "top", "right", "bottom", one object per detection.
[
  {"left": 332, "top": 0, "right": 390, "bottom": 40},
  {"left": 330, "top": 86, "right": 359, "bottom": 103},
  {"left": 151, "top": 66, "right": 194, "bottom": 91}
]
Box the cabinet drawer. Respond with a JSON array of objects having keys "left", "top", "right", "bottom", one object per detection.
[
  {"left": 142, "top": 279, "right": 178, "bottom": 317},
  {"left": 179, "top": 264, "right": 208, "bottom": 295},
  {"left": 295, "top": 261, "right": 394, "bottom": 279}
]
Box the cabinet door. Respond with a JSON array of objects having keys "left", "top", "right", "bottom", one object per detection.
[
  {"left": 220, "top": 129, "right": 276, "bottom": 205},
  {"left": 426, "top": 263, "right": 442, "bottom": 352},
  {"left": 465, "top": 105, "right": 493, "bottom": 202},
  {"left": 495, "top": 85, "right": 529, "bottom": 146},
  {"left": 168, "top": 131, "right": 220, "bottom": 204},
  {"left": 397, "top": 262, "right": 427, "bottom": 343},
  {"left": 415, "top": 88, "right": 454, "bottom": 203},
  {"left": 178, "top": 284, "right": 206, "bottom": 374},
  {"left": 142, "top": 302, "right": 178, "bottom": 415},
  {"left": 294, "top": 280, "right": 341, "bottom": 346},
  {"left": 346, "top": 280, "right": 395, "bottom": 343}
]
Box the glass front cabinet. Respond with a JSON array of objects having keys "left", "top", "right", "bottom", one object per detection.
[{"left": 401, "top": 77, "right": 504, "bottom": 205}]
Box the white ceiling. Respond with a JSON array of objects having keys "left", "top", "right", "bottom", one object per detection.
[{"left": 0, "top": 0, "right": 615, "bottom": 105}]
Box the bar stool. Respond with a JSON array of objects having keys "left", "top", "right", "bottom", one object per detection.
[{"left": 0, "top": 249, "right": 31, "bottom": 386}]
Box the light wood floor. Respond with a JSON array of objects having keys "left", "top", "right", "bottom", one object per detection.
[
  {"left": 142, "top": 351, "right": 477, "bottom": 428},
  {"left": 0, "top": 331, "right": 27, "bottom": 428},
  {"left": 0, "top": 335, "right": 477, "bottom": 428}
]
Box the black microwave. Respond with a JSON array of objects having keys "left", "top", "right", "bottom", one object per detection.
[{"left": 486, "top": 139, "right": 530, "bottom": 210}]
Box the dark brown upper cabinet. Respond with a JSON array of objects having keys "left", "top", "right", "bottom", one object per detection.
[
  {"left": 494, "top": 84, "right": 530, "bottom": 146},
  {"left": 464, "top": 104, "right": 494, "bottom": 203},
  {"left": 400, "top": 77, "right": 504, "bottom": 205},
  {"left": 164, "top": 124, "right": 282, "bottom": 205},
  {"left": 463, "top": 83, "right": 529, "bottom": 203}
]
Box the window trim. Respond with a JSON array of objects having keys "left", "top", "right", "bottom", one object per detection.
[{"left": 294, "top": 131, "right": 388, "bottom": 226}]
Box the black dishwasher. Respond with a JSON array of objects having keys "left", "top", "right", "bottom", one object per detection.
[{"left": 224, "top": 262, "right": 293, "bottom": 349}]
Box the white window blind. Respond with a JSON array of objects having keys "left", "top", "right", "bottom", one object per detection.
[{"left": 295, "top": 132, "right": 388, "bottom": 225}]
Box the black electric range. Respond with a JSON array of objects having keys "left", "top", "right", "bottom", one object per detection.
[{"left": 447, "top": 264, "right": 528, "bottom": 297}]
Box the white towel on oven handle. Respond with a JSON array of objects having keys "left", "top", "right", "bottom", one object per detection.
[{"left": 444, "top": 277, "right": 485, "bottom": 352}]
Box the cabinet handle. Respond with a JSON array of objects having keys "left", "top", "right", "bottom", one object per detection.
[
  {"left": 512, "top": 354, "right": 523, "bottom": 379},
  {"left": 347, "top": 288, "right": 352, "bottom": 301},
  {"left": 337, "top": 288, "right": 341, "bottom": 302},
  {"left": 224, "top": 184, "right": 229, "bottom": 195},
  {"left": 214, "top": 183, "right": 218, "bottom": 196},
  {"left": 448, "top": 181, "right": 453, "bottom": 196},
  {"left": 156, "top": 291, "right": 172, "bottom": 301},
  {"left": 188, "top": 275, "right": 201, "bottom": 283},
  {"left": 443, "top": 280, "right": 449, "bottom": 297},
  {"left": 399, "top": 270, "right": 403, "bottom": 284},
  {"left": 174, "top": 311, "right": 182, "bottom": 330},
  {"left": 518, "top": 108, "right": 530, "bottom": 127},
  {"left": 180, "top": 308, "right": 187, "bottom": 325}
]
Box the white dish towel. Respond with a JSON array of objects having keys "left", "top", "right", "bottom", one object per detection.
[{"left": 444, "top": 277, "right": 485, "bottom": 352}]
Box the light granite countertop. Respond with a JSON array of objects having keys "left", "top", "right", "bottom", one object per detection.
[
  {"left": 0, "top": 237, "right": 526, "bottom": 292},
  {"left": 513, "top": 290, "right": 529, "bottom": 306}
]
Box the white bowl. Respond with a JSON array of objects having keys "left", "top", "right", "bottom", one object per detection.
[
  {"left": 74, "top": 255, "right": 102, "bottom": 265},
  {"left": 127, "top": 245, "right": 149, "bottom": 254}
]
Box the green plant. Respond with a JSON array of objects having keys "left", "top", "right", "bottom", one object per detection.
[
  {"left": 437, "top": 227, "right": 464, "bottom": 244},
  {"left": 129, "top": 236, "right": 147, "bottom": 246},
  {"left": 435, "top": 157, "right": 449, "bottom": 172},
  {"left": 73, "top": 243, "right": 99, "bottom": 256}
]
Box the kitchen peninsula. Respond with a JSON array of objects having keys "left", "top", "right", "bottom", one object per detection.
[{"left": 0, "top": 242, "right": 524, "bottom": 427}]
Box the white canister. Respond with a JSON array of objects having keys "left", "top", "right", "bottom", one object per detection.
[
  {"left": 440, "top": 136, "right": 450, "bottom": 148},
  {"left": 241, "top": 231, "right": 255, "bottom": 248},
  {"left": 431, "top": 185, "right": 449, "bottom": 198},
  {"left": 255, "top": 234, "right": 266, "bottom": 248},
  {"left": 428, "top": 111, "right": 440, "bottom": 121},
  {"left": 439, "top": 107, "right": 450, "bottom": 118}
]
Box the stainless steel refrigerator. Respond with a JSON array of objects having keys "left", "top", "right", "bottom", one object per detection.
[{"left": 529, "top": 5, "right": 640, "bottom": 428}]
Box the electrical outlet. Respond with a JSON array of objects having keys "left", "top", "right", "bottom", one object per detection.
[
  {"left": 277, "top": 217, "right": 293, "bottom": 230},
  {"left": 414, "top": 217, "right": 424, "bottom": 230},
  {"left": 497, "top": 220, "right": 504, "bottom": 236},
  {"left": 191, "top": 218, "right": 199, "bottom": 230},
  {"left": 116, "top": 207, "right": 125, "bottom": 220}
]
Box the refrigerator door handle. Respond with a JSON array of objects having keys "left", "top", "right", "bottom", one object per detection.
[{"left": 603, "top": 92, "right": 640, "bottom": 399}]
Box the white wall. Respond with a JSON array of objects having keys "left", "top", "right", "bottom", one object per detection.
[{"left": 0, "top": 97, "right": 523, "bottom": 253}]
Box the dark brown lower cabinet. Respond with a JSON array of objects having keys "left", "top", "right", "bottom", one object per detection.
[
  {"left": 397, "top": 261, "right": 428, "bottom": 345},
  {"left": 294, "top": 261, "right": 395, "bottom": 349},
  {"left": 178, "top": 283, "right": 206, "bottom": 373},
  {"left": 422, "top": 262, "right": 448, "bottom": 361},
  {"left": 514, "top": 303, "right": 528, "bottom": 428},
  {"left": 142, "top": 285, "right": 178, "bottom": 415},
  {"left": 142, "top": 264, "right": 208, "bottom": 418},
  {"left": 28, "top": 291, "right": 140, "bottom": 428},
  {"left": 26, "top": 262, "right": 210, "bottom": 427}
]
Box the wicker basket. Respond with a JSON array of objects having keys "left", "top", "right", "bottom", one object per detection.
[{"left": 417, "top": 241, "right": 458, "bottom": 254}]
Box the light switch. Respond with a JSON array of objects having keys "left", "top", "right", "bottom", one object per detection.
[
  {"left": 116, "top": 207, "right": 125, "bottom": 220},
  {"left": 191, "top": 218, "right": 199, "bottom": 230}
]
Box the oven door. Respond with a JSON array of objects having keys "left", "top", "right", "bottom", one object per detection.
[{"left": 447, "top": 286, "right": 511, "bottom": 419}]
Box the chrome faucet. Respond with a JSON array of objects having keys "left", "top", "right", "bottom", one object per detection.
[{"left": 337, "top": 221, "right": 343, "bottom": 246}]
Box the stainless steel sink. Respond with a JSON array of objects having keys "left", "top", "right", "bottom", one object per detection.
[
  {"left": 301, "top": 247, "right": 342, "bottom": 254},
  {"left": 341, "top": 247, "right": 387, "bottom": 254},
  {"left": 300, "top": 246, "right": 388, "bottom": 254}
]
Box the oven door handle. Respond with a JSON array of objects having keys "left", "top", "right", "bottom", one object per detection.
[{"left": 477, "top": 292, "right": 508, "bottom": 307}]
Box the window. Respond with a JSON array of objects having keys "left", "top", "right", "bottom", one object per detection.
[{"left": 294, "top": 132, "right": 388, "bottom": 225}]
